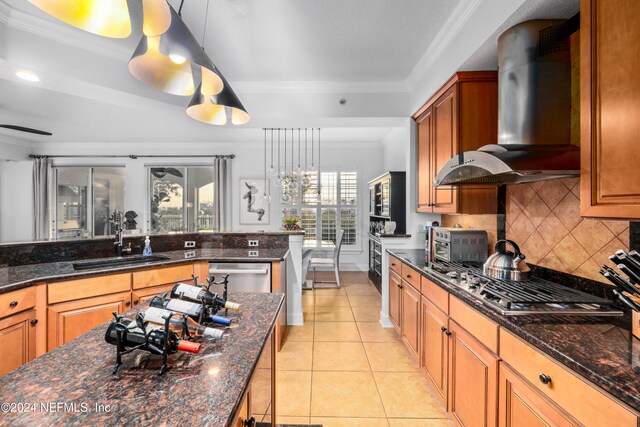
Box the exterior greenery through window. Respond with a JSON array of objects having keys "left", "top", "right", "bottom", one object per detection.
[
  {"left": 283, "top": 171, "right": 358, "bottom": 248},
  {"left": 149, "top": 167, "right": 215, "bottom": 233}
]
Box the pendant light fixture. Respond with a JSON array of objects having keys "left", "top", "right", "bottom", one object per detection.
[
  {"left": 28, "top": 0, "right": 132, "bottom": 38},
  {"left": 184, "top": 0, "right": 250, "bottom": 125},
  {"left": 30, "top": 0, "right": 249, "bottom": 126},
  {"left": 263, "top": 128, "right": 322, "bottom": 204}
]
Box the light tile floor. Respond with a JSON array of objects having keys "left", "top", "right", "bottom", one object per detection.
[{"left": 276, "top": 271, "right": 453, "bottom": 426}]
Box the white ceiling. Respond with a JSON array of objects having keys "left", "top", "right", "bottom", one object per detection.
[{"left": 0, "top": 0, "right": 578, "bottom": 147}]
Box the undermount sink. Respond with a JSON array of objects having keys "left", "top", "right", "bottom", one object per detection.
[{"left": 72, "top": 255, "right": 170, "bottom": 271}]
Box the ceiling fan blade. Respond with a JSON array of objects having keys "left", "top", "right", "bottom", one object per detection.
[
  {"left": 165, "top": 168, "right": 184, "bottom": 178},
  {"left": 0, "top": 125, "right": 52, "bottom": 136}
]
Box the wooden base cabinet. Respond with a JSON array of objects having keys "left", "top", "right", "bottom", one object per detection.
[
  {"left": 388, "top": 270, "right": 402, "bottom": 333},
  {"left": 448, "top": 320, "right": 499, "bottom": 427},
  {"left": 0, "top": 310, "right": 37, "bottom": 377},
  {"left": 420, "top": 296, "right": 449, "bottom": 406},
  {"left": 401, "top": 281, "right": 420, "bottom": 361},
  {"left": 47, "top": 292, "right": 131, "bottom": 351},
  {"left": 499, "top": 364, "right": 579, "bottom": 427}
]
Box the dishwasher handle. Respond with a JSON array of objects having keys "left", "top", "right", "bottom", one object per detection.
[{"left": 209, "top": 268, "right": 269, "bottom": 275}]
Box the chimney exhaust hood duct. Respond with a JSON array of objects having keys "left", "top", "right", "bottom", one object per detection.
[{"left": 433, "top": 18, "right": 580, "bottom": 187}]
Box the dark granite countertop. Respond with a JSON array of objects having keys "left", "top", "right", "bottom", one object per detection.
[
  {"left": 0, "top": 248, "right": 289, "bottom": 295},
  {"left": 388, "top": 248, "right": 640, "bottom": 413},
  {"left": 0, "top": 292, "right": 284, "bottom": 427}
]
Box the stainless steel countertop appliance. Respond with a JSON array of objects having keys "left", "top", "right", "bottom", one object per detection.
[
  {"left": 433, "top": 228, "right": 488, "bottom": 263},
  {"left": 426, "top": 260, "right": 622, "bottom": 316}
]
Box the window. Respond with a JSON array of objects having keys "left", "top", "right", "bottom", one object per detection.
[
  {"left": 282, "top": 171, "right": 358, "bottom": 249},
  {"left": 149, "top": 166, "right": 214, "bottom": 233},
  {"left": 53, "top": 167, "right": 125, "bottom": 239}
]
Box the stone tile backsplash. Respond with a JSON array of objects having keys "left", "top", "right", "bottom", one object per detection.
[{"left": 505, "top": 177, "right": 630, "bottom": 284}]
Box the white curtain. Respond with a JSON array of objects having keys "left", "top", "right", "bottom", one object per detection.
[
  {"left": 32, "top": 156, "right": 51, "bottom": 240},
  {"left": 213, "top": 157, "right": 232, "bottom": 230}
]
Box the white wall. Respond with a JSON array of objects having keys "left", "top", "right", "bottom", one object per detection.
[
  {"left": 0, "top": 159, "right": 33, "bottom": 242},
  {"left": 381, "top": 120, "right": 440, "bottom": 250},
  {"left": 8, "top": 141, "right": 383, "bottom": 269}
]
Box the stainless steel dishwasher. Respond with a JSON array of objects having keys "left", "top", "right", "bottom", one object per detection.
[{"left": 208, "top": 262, "right": 272, "bottom": 292}]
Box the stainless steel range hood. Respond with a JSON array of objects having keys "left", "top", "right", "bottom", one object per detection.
[{"left": 433, "top": 19, "right": 580, "bottom": 187}]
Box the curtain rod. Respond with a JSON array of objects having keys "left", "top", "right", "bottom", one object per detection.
[{"left": 29, "top": 154, "right": 235, "bottom": 159}]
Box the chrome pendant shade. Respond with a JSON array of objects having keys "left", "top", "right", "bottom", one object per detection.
[
  {"left": 28, "top": 0, "right": 132, "bottom": 38},
  {"left": 30, "top": 0, "right": 249, "bottom": 126}
]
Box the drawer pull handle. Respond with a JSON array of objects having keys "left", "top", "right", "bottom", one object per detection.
[
  {"left": 9, "top": 301, "right": 18, "bottom": 308},
  {"left": 133, "top": 299, "right": 140, "bottom": 305},
  {"left": 406, "top": 274, "right": 411, "bottom": 279},
  {"left": 125, "top": 301, "right": 131, "bottom": 307},
  {"left": 391, "top": 263, "right": 396, "bottom": 266},
  {"left": 539, "top": 373, "right": 552, "bottom": 385},
  {"left": 398, "top": 283, "right": 404, "bottom": 289},
  {"left": 30, "top": 319, "right": 38, "bottom": 326},
  {"left": 444, "top": 330, "right": 452, "bottom": 336},
  {"left": 244, "top": 416, "right": 256, "bottom": 427},
  {"left": 441, "top": 325, "right": 447, "bottom": 332}
]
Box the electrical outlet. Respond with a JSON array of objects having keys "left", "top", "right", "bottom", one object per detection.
[
  {"left": 248, "top": 250, "right": 259, "bottom": 257},
  {"left": 184, "top": 250, "right": 196, "bottom": 258},
  {"left": 248, "top": 240, "right": 259, "bottom": 247},
  {"left": 185, "top": 241, "right": 196, "bottom": 248}
]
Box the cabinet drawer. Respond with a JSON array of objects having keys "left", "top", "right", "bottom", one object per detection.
[
  {"left": 132, "top": 264, "right": 194, "bottom": 290},
  {"left": 400, "top": 263, "right": 421, "bottom": 290},
  {"left": 389, "top": 255, "right": 402, "bottom": 275},
  {"left": 449, "top": 295, "right": 498, "bottom": 353},
  {"left": 500, "top": 329, "right": 639, "bottom": 427},
  {"left": 48, "top": 273, "right": 131, "bottom": 304},
  {"left": 421, "top": 276, "right": 449, "bottom": 314},
  {"left": 0, "top": 287, "right": 36, "bottom": 319}
]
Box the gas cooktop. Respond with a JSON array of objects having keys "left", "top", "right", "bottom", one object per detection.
[{"left": 426, "top": 261, "right": 623, "bottom": 316}]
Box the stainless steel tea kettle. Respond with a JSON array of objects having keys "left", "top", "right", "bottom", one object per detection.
[{"left": 483, "top": 239, "right": 530, "bottom": 281}]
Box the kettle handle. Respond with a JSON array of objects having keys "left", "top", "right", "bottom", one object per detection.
[{"left": 494, "top": 239, "right": 525, "bottom": 260}]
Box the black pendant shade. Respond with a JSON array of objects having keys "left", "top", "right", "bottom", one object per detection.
[{"left": 29, "top": 0, "right": 249, "bottom": 125}]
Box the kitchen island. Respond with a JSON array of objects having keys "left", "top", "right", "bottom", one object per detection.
[{"left": 0, "top": 292, "right": 283, "bottom": 427}]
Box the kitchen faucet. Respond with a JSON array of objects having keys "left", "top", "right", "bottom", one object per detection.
[{"left": 110, "top": 210, "right": 131, "bottom": 257}]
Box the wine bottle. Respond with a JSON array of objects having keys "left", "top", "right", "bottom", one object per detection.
[
  {"left": 142, "top": 307, "right": 225, "bottom": 340},
  {"left": 149, "top": 296, "right": 232, "bottom": 326},
  {"left": 104, "top": 320, "right": 201, "bottom": 354},
  {"left": 170, "top": 283, "right": 240, "bottom": 311}
]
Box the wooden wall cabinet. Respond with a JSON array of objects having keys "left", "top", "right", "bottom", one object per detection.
[
  {"left": 580, "top": 0, "right": 640, "bottom": 218},
  {"left": 413, "top": 72, "right": 498, "bottom": 215},
  {"left": 0, "top": 309, "right": 37, "bottom": 377},
  {"left": 448, "top": 320, "right": 499, "bottom": 427}
]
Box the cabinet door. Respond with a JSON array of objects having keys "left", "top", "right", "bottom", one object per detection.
[
  {"left": 448, "top": 320, "right": 498, "bottom": 427},
  {"left": 233, "top": 389, "right": 251, "bottom": 427},
  {"left": 47, "top": 292, "right": 131, "bottom": 351},
  {"left": 432, "top": 86, "right": 458, "bottom": 213},
  {"left": 499, "top": 364, "right": 578, "bottom": 427},
  {"left": 401, "top": 282, "right": 420, "bottom": 360},
  {"left": 416, "top": 107, "right": 433, "bottom": 212},
  {"left": 581, "top": 0, "right": 640, "bottom": 218},
  {"left": 0, "top": 310, "right": 37, "bottom": 377},
  {"left": 388, "top": 270, "right": 402, "bottom": 334},
  {"left": 421, "top": 296, "right": 448, "bottom": 406},
  {"left": 381, "top": 179, "right": 391, "bottom": 217}
]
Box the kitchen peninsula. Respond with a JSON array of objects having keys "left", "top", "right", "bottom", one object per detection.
[
  {"left": 0, "top": 231, "right": 300, "bottom": 379},
  {"left": 0, "top": 292, "right": 283, "bottom": 426}
]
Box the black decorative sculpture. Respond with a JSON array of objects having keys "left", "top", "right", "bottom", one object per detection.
[{"left": 124, "top": 210, "right": 138, "bottom": 230}]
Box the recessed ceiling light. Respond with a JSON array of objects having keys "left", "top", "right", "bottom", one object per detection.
[
  {"left": 169, "top": 53, "right": 187, "bottom": 65},
  {"left": 16, "top": 70, "right": 40, "bottom": 82}
]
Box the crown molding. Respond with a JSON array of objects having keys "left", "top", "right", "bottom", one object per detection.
[
  {"left": 235, "top": 79, "right": 410, "bottom": 94},
  {"left": 405, "top": 0, "right": 483, "bottom": 86}
]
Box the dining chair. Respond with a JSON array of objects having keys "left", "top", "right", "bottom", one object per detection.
[{"left": 309, "top": 229, "right": 345, "bottom": 289}]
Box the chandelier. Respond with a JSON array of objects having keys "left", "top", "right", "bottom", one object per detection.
[
  {"left": 262, "top": 128, "right": 321, "bottom": 204},
  {"left": 28, "top": 0, "right": 249, "bottom": 126}
]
